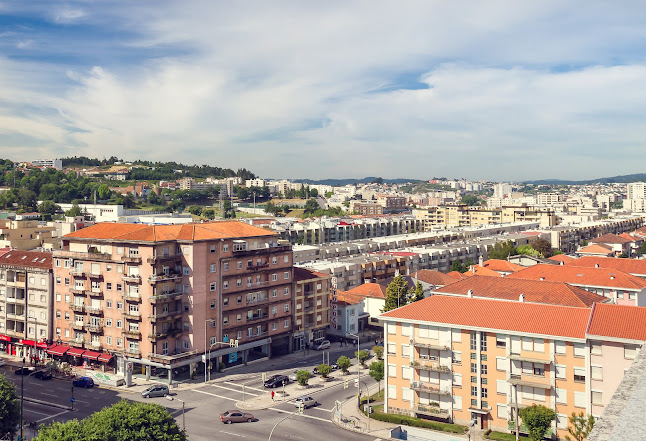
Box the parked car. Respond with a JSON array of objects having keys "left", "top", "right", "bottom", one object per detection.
[
  {"left": 313, "top": 340, "right": 331, "bottom": 351},
  {"left": 0, "top": 359, "right": 5, "bottom": 367},
  {"left": 288, "top": 370, "right": 311, "bottom": 382},
  {"left": 14, "top": 367, "right": 35, "bottom": 376},
  {"left": 294, "top": 396, "right": 318, "bottom": 409},
  {"left": 72, "top": 376, "right": 95, "bottom": 388},
  {"left": 220, "top": 410, "right": 254, "bottom": 424},
  {"left": 313, "top": 363, "right": 338, "bottom": 374},
  {"left": 34, "top": 370, "right": 53, "bottom": 380},
  {"left": 141, "top": 384, "right": 169, "bottom": 398},
  {"left": 263, "top": 374, "right": 289, "bottom": 388}
]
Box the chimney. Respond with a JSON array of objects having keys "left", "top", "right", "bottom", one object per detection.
[
  {"left": 467, "top": 289, "right": 473, "bottom": 298},
  {"left": 595, "top": 263, "right": 599, "bottom": 268},
  {"left": 610, "top": 276, "right": 615, "bottom": 280},
  {"left": 479, "top": 255, "right": 484, "bottom": 267},
  {"left": 519, "top": 293, "right": 525, "bottom": 302},
  {"left": 560, "top": 261, "right": 564, "bottom": 265}
]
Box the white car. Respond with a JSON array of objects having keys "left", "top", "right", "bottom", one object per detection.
[
  {"left": 294, "top": 396, "right": 318, "bottom": 409},
  {"left": 313, "top": 340, "right": 330, "bottom": 351}
]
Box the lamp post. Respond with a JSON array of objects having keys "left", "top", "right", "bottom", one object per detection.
[
  {"left": 165, "top": 395, "right": 185, "bottom": 431},
  {"left": 29, "top": 317, "right": 38, "bottom": 366},
  {"left": 347, "top": 332, "right": 360, "bottom": 407},
  {"left": 206, "top": 337, "right": 238, "bottom": 382},
  {"left": 20, "top": 357, "right": 24, "bottom": 441}
]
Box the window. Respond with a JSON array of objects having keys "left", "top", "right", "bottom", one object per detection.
[
  {"left": 224, "top": 263, "right": 229, "bottom": 271},
  {"left": 284, "top": 271, "right": 289, "bottom": 280},
  {"left": 116, "top": 301, "right": 123, "bottom": 310},
  {"left": 387, "top": 343, "right": 396, "bottom": 355},
  {"left": 591, "top": 365, "right": 603, "bottom": 380},
  {"left": 210, "top": 264, "right": 217, "bottom": 273},
  {"left": 388, "top": 385, "right": 397, "bottom": 400},
  {"left": 284, "top": 319, "right": 289, "bottom": 328},
  {"left": 237, "top": 314, "right": 242, "bottom": 322},
  {"left": 480, "top": 332, "right": 487, "bottom": 351},
  {"left": 497, "top": 404, "right": 507, "bottom": 419},
  {"left": 210, "top": 245, "right": 216, "bottom": 253},
  {"left": 402, "top": 344, "right": 411, "bottom": 357},
  {"left": 106, "top": 300, "right": 112, "bottom": 308},
  {"left": 116, "top": 320, "right": 123, "bottom": 329},
  {"left": 402, "top": 387, "right": 413, "bottom": 402},
  {"left": 573, "top": 343, "right": 586, "bottom": 358},
  {"left": 471, "top": 386, "right": 478, "bottom": 397},
  {"left": 105, "top": 336, "right": 112, "bottom": 345},
  {"left": 272, "top": 289, "right": 278, "bottom": 297},
  {"left": 237, "top": 278, "right": 242, "bottom": 287},
  {"left": 453, "top": 373, "right": 462, "bottom": 387},
  {"left": 210, "top": 300, "right": 216, "bottom": 310},
  {"left": 471, "top": 363, "right": 477, "bottom": 374},
  {"left": 497, "top": 379, "right": 506, "bottom": 395},
  {"left": 471, "top": 376, "right": 477, "bottom": 384},
  {"left": 555, "top": 388, "right": 567, "bottom": 404},
  {"left": 272, "top": 273, "right": 277, "bottom": 281},
  {"left": 590, "top": 342, "right": 602, "bottom": 355},
  {"left": 116, "top": 284, "right": 122, "bottom": 292},
  {"left": 284, "top": 255, "right": 289, "bottom": 263},
  {"left": 223, "top": 297, "right": 229, "bottom": 306},
  {"left": 573, "top": 367, "right": 586, "bottom": 383},
  {"left": 105, "top": 318, "right": 112, "bottom": 327},
  {"left": 56, "top": 292, "right": 61, "bottom": 301},
  {"left": 106, "top": 282, "right": 112, "bottom": 290},
  {"left": 223, "top": 281, "right": 229, "bottom": 290},
  {"left": 64, "top": 312, "right": 70, "bottom": 320},
  {"left": 284, "top": 287, "right": 289, "bottom": 295},
  {"left": 470, "top": 332, "right": 477, "bottom": 350},
  {"left": 388, "top": 364, "right": 396, "bottom": 377},
  {"left": 116, "top": 338, "right": 122, "bottom": 347},
  {"left": 387, "top": 322, "right": 396, "bottom": 335},
  {"left": 592, "top": 391, "right": 603, "bottom": 405},
  {"left": 522, "top": 337, "right": 533, "bottom": 351},
  {"left": 574, "top": 391, "right": 586, "bottom": 408},
  {"left": 272, "top": 306, "right": 277, "bottom": 315},
  {"left": 481, "top": 354, "right": 487, "bottom": 361},
  {"left": 496, "top": 357, "right": 506, "bottom": 371},
  {"left": 183, "top": 266, "right": 190, "bottom": 275},
  {"left": 625, "top": 344, "right": 639, "bottom": 359},
  {"left": 272, "top": 257, "right": 277, "bottom": 264},
  {"left": 451, "top": 329, "right": 462, "bottom": 342},
  {"left": 555, "top": 364, "right": 566, "bottom": 379},
  {"left": 55, "top": 310, "right": 61, "bottom": 319},
  {"left": 56, "top": 276, "right": 61, "bottom": 284},
  {"left": 496, "top": 334, "right": 506, "bottom": 348},
  {"left": 481, "top": 364, "right": 487, "bottom": 375},
  {"left": 237, "top": 261, "right": 243, "bottom": 270},
  {"left": 237, "top": 296, "right": 242, "bottom": 304},
  {"left": 210, "top": 282, "right": 217, "bottom": 292},
  {"left": 482, "top": 388, "right": 488, "bottom": 398},
  {"left": 557, "top": 413, "right": 568, "bottom": 429},
  {"left": 223, "top": 316, "right": 229, "bottom": 325}
]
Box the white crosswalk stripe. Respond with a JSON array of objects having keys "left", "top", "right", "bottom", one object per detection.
[{"left": 211, "top": 383, "right": 259, "bottom": 396}]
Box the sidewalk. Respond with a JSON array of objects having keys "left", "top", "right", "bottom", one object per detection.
[{"left": 331, "top": 380, "right": 396, "bottom": 439}]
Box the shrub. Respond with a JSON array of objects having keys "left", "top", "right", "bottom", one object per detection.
[
  {"left": 337, "top": 355, "right": 351, "bottom": 373},
  {"left": 317, "top": 364, "right": 332, "bottom": 378},
  {"left": 369, "top": 409, "right": 467, "bottom": 434},
  {"left": 372, "top": 345, "right": 384, "bottom": 360},
  {"left": 296, "top": 370, "right": 311, "bottom": 386},
  {"left": 355, "top": 350, "right": 369, "bottom": 365}
]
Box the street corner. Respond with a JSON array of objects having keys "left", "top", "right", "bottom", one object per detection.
[{"left": 234, "top": 394, "right": 273, "bottom": 411}]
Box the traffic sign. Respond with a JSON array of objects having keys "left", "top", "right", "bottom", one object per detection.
[{"left": 71, "top": 397, "right": 76, "bottom": 403}]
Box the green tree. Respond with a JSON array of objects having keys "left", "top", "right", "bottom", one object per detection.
[
  {"left": 65, "top": 202, "right": 83, "bottom": 217},
  {"left": 519, "top": 404, "right": 556, "bottom": 441},
  {"left": 317, "top": 364, "right": 332, "bottom": 379},
  {"left": 411, "top": 281, "right": 425, "bottom": 302},
  {"left": 372, "top": 345, "right": 384, "bottom": 360},
  {"left": 17, "top": 187, "right": 37, "bottom": 211},
  {"left": 368, "top": 360, "right": 384, "bottom": 396},
  {"left": 325, "top": 191, "right": 333, "bottom": 198},
  {"left": 451, "top": 260, "right": 467, "bottom": 273},
  {"left": 187, "top": 205, "right": 203, "bottom": 216},
  {"left": 97, "top": 184, "right": 111, "bottom": 200},
  {"left": 35, "top": 399, "right": 187, "bottom": 441},
  {"left": 489, "top": 240, "right": 518, "bottom": 260},
  {"left": 355, "top": 350, "right": 369, "bottom": 366},
  {"left": 382, "top": 275, "right": 409, "bottom": 312},
  {"left": 641, "top": 241, "right": 646, "bottom": 255},
  {"left": 337, "top": 355, "right": 351, "bottom": 374},
  {"left": 460, "top": 195, "right": 482, "bottom": 206},
  {"left": 222, "top": 200, "right": 236, "bottom": 219},
  {"left": 516, "top": 244, "right": 542, "bottom": 257},
  {"left": 0, "top": 374, "right": 20, "bottom": 440},
  {"left": 38, "top": 200, "right": 61, "bottom": 221},
  {"left": 296, "top": 370, "right": 311, "bottom": 387},
  {"left": 303, "top": 198, "right": 320, "bottom": 217},
  {"left": 565, "top": 411, "right": 595, "bottom": 441},
  {"left": 531, "top": 238, "right": 554, "bottom": 258},
  {"left": 202, "top": 208, "right": 215, "bottom": 220}
]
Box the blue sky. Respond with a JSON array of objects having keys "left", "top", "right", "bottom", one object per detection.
[{"left": 1, "top": 1, "right": 646, "bottom": 181}]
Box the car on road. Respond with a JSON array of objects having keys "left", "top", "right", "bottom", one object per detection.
[
  {"left": 33, "top": 370, "right": 53, "bottom": 380},
  {"left": 14, "top": 367, "right": 35, "bottom": 376},
  {"left": 220, "top": 410, "right": 254, "bottom": 424},
  {"left": 313, "top": 363, "right": 338, "bottom": 374},
  {"left": 72, "top": 376, "right": 95, "bottom": 388},
  {"left": 141, "top": 384, "right": 169, "bottom": 398},
  {"left": 263, "top": 374, "right": 289, "bottom": 388},
  {"left": 288, "top": 370, "right": 311, "bottom": 382},
  {"left": 313, "top": 340, "right": 331, "bottom": 351},
  {"left": 294, "top": 396, "right": 318, "bottom": 409}
]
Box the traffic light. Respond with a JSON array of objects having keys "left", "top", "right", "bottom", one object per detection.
[
  {"left": 298, "top": 403, "right": 304, "bottom": 414},
  {"left": 343, "top": 379, "right": 348, "bottom": 389},
  {"left": 230, "top": 339, "right": 238, "bottom": 348}
]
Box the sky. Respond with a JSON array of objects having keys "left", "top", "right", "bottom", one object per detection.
[{"left": 1, "top": 1, "right": 646, "bottom": 182}]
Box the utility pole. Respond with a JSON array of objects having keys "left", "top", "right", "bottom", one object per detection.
[{"left": 347, "top": 332, "right": 361, "bottom": 407}]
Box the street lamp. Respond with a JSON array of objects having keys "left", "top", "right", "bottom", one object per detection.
[
  {"left": 20, "top": 357, "right": 24, "bottom": 441},
  {"left": 165, "top": 395, "right": 185, "bottom": 431},
  {"left": 346, "top": 332, "right": 361, "bottom": 407}
]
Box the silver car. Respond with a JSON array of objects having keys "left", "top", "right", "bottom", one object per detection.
[
  {"left": 294, "top": 396, "right": 318, "bottom": 409},
  {"left": 313, "top": 340, "right": 330, "bottom": 350},
  {"left": 141, "top": 384, "right": 169, "bottom": 398}
]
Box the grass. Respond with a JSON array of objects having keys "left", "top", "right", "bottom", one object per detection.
[
  {"left": 484, "top": 431, "right": 527, "bottom": 440},
  {"left": 360, "top": 389, "right": 384, "bottom": 405}
]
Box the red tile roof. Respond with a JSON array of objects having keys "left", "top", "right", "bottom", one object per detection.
[
  {"left": 345, "top": 283, "right": 388, "bottom": 299},
  {"left": 591, "top": 233, "right": 633, "bottom": 244},
  {"left": 464, "top": 266, "right": 504, "bottom": 278},
  {"left": 434, "top": 275, "right": 607, "bottom": 307},
  {"left": 336, "top": 291, "right": 364, "bottom": 306},
  {"left": 566, "top": 256, "right": 646, "bottom": 276},
  {"left": 381, "top": 295, "right": 590, "bottom": 339},
  {"left": 293, "top": 267, "right": 330, "bottom": 282},
  {"left": 548, "top": 254, "right": 576, "bottom": 263},
  {"left": 411, "top": 269, "right": 461, "bottom": 287},
  {"left": 64, "top": 221, "right": 277, "bottom": 242},
  {"left": 587, "top": 303, "right": 646, "bottom": 341},
  {"left": 480, "top": 259, "right": 525, "bottom": 273},
  {"left": 577, "top": 244, "right": 614, "bottom": 255},
  {"left": 507, "top": 264, "right": 646, "bottom": 290},
  {"left": 446, "top": 271, "right": 470, "bottom": 280},
  {"left": 0, "top": 250, "right": 52, "bottom": 270}
]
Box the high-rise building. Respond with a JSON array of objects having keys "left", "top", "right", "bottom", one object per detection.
[{"left": 52, "top": 221, "right": 293, "bottom": 381}]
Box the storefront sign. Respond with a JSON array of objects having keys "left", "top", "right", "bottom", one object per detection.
[{"left": 0, "top": 335, "right": 10, "bottom": 342}]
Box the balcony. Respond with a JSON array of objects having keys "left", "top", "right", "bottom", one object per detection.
[
  {"left": 247, "top": 262, "right": 269, "bottom": 271},
  {"left": 55, "top": 250, "right": 113, "bottom": 262},
  {"left": 148, "top": 332, "right": 168, "bottom": 341},
  {"left": 70, "top": 322, "right": 85, "bottom": 331},
  {"left": 410, "top": 359, "right": 452, "bottom": 373},
  {"left": 147, "top": 254, "right": 180, "bottom": 264},
  {"left": 86, "top": 306, "right": 103, "bottom": 315},
  {"left": 148, "top": 273, "right": 182, "bottom": 284},
  {"left": 123, "top": 311, "right": 142, "bottom": 321},
  {"left": 123, "top": 292, "right": 142, "bottom": 302},
  {"left": 231, "top": 244, "right": 291, "bottom": 257},
  {"left": 122, "top": 329, "right": 141, "bottom": 339},
  {"left": 412, "top": 340, "right": 451, "bottom": 351},
  {"left": 149, "top": 291, "right": 183, "bottom": 303},
  {"left": 68, "top": 339, "right": 85, "bottom": 348},
  {"left": 413, "top": 404, "right": 450, "bottom": 419},
  {"left": 148, "top": 310, "right": 183, "bottom": 322},
  {"left": 88, "top": 289, "right": 104, "bottom": 298},
  {"left": 6, "top": 312, "right": 25, "bottom": 320},
  {"left": 70, "top": 269, "right": 85, "bottom": 277},
  {"left": 121, "top": 254, "right": 142, "bottom": 263},
  {"left": 88, "top": 272, "right": 103, "bottom": 279},
  {"left": 409, "top": 381, "right": 452, "bottom": 397},
  {"left": 87, "top": 341, "right": 102, "bottom": 350},
  {"left": 121, "top": 274, "right": 142, "bottom": 283},
  {"left": 247, "top": 313, "right": 269, "bottom": 323},
  {"left": 246, "top": 296, "right": 270, "bottom": 305},
  {"left": 70, "top": 304, "right": 86, "bottom": 313},
  {"left": 5, "top": 296, "right": 25, "bottom": 303},
  {"left": 125, "top": 348, "right": 141, "bottom": 357},
  {"left": 86, "top": 324, "right": 103, "bottom": 333},
  {"left": 7, "top": 279, "right": 26, "bottom": 288},
  {"left": 508, "top": 354, "right": 551, "bottom": 365},
  {"left": 507, "top": 373, "right": 551, "bottom": 389},
  {"left": 70, "top": 287, "right": 86, "bottom": 295}
]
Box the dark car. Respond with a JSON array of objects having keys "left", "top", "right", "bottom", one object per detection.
[
  {"left": 220, "top": 410, "right": 254, "bottom": 424},
  {"left": 14, "top": 367, "right": 35, "bottom": 376},
  {"left": 263, "top": 374, "right": 289, "bottom": 388},
  {"left": 72, "top": 376, "right": 94, "bottom": 388},
  {"left": 34, "top": 370, "right": 53, "bottom": 380}
]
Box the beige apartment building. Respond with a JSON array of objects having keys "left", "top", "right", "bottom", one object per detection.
[
  {"left": 417, "top": 204, "right": 557, "bottom": 230},
  {"left": 52, "top": 221, "right": 293, "bottom": 382},
  {"left": 0, "top": 219, "right": 56, "bottom": 250},
  {"left": 292, "top": 268, "right": 331, "bottom": 351},
  {"left": 0, "top": 250, "right": 53, "bottom": 360}
]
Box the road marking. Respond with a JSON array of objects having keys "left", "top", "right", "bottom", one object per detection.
[
  {"left": 40, "top": 392, "right": 58, "bottom": 398},
  {"left": 225, "top": 382, "right": 265, "bottom": 393},
  {"left": 194, "top": 389, "right": 238, "bottom": 401},
  {"left": 36, "top": 409, "right": 70, "bottom": 423},
  {"left": 220, "top": 431, "right": 245, "bottom": 437},
  {"left": 24, "top": 409, "right": 52, "bottom": 417},
  {"left": 271, "top": 407, "right": 332, "bottom": 423},
  {"left": 211, "top": 384, "right": 258, "bottom": 396}
]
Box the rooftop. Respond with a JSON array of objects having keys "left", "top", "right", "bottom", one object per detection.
[
  {"left": 0, "top": 249, "right": 53, "bottom": 270},
  {"left": 506, "top": 264, "right": 646, "bottom": 290},
  {"left": 566, "top": 256, "right": 646, "bottom": 276}
]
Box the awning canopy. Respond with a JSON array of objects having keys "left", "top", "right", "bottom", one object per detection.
[
  {"left": 468, "top": 407, "right": 491, "bottom": 415},
  {"left": 67, "top": 348, "right": 86, "bottom": 357},
  {"left": 47, "top": 345, "right": 70, "bottom": 356},
  {"left": 98, "top": 353, "right": 113, "bottom": 363},
  {"left": 36, "top": 341, "right": 48, "bottom": 349},
  {"left": 0, "top": 335, "right": 10, "bottom": 342},
  {"left": 82, "top": 351, "right": 101, "bottom": 361},
  {"left": 18, "top": 339, "right": 35, "bottom": 346}
]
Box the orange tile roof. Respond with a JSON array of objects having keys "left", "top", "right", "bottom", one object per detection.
[
  {"left": 293, "top": 267, "right": 330, "bottom": 282},
  {"left": 434, "top": 275, "right": 607, "bottom": 307},
  {"left": 481, "top": 259, "right": 525, "bottom": 273},
  {"left": 345, "top": 283, "right": 387, "bottom": 299},
  {"left": 381, "top": 295, "right": 590, "bottom": 339},
  {"left": 587, "top": 303, "right": 646, "bottom": 341},
  {"left": 64, "top": 221, "right": 277, "bottom": 242},
  {"left": 548, "top": 254, "right": 576, "bottom": 263},
  {"left": 465, "top": 266, "right": 504, "bottom": 278},
  {"left": 507, "top": 264, "right": 646, "bottom": 290},
  {"left": 336, "top": 291, "right": 364, "bottom": 306},
  {"left": 446, "top": 271, "right": 470, "bottom": 280},
  {"left": 0, "top": 250, "right": 53, "bottom": 270},
  {"left": 411, "top": 269, "right": 461, "bottom": 286},
  {"left": 577, "top": 244, "right": 614, "bottom": 255},
  {"left": 590, "top": 233, "right": 633, "bottom": 244},
  {"left": 565, "top": 256, "right": 646, "bottom": 276},
  {"left": 619, "top": 233, "right": 640, "bottom": 242}
]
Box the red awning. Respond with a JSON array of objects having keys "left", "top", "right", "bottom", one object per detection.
[
  {"left": 0, "top": 335, "right": 10, "bottom": 342},
  {"left": 82, "top": 350, "right": 101, "bottom": 361},
  {"left": 97, "top": 353, "right": 113, "bottom": 363},
  {"left": 67, "top": 348, "right": 86, "bottom": 357},
  {"left": 18, "top": 339, "right": 35, "bottom": 346},
  {"left": 47, "top": 345, "right": 70, "bottom": 356},
  {"left": 36, "top": 342, "right": 48, "bottom": 349}
]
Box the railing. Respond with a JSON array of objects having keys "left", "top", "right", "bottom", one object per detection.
[
  {"left": 121, "top": 254, "right": 142, "bottom": 263},
  {"left": 147, "top": 254, "right": 179, "bottom": 264},
  {"left": 409, "top": 381, "right": 452, "bottom": 396},
  {"left": 122, "top": 274, "right": 142, "bottom": 283},
  {"left": 88, "top": 289, "right": 103, "bottom": 297},
  {"left": 231, "top": 245, "right": 291, "bottom": 256},
  {"left": 86, "top": 306, "right": 103, "bottom": 315},
  {"left": 246, "top": 296, "right": 269, "bottom": 305},
  {"left": 148, "top": 310, "right": 182, "bottom": 322},
  {"left": 123, "top": 311, "right": 142, "bottom": 320},
  {"left": 70, "top": 304, "right": 86, "bottom": 312},
  {"left": 70, "top": 269, "right": 85, "bottom": 277},
  {"left": 125, "top": 348, "right": 141, "bottom": 357},
  {"left": 55, "top": 250, "right": 113, "bottom": 262},
  {"left": 86, "top": 324, "right": 103, "bottom": 333},
  {"left": 68, "top": 339, "right": 85, "bottom": 348},
  {"left": 247, "top": 313, "right": 269, "bottom": 322},
  {"left": 122, "top": 329, "right": 141, "bottom": 338},
  {"left": 70, "top": 287, "right": 86, "bottom": 294},
  {"left": 123, "top": 292, "right": 141, "bottom": 301},
  {"left": 149, "top": 291, "right": 183, "bottom": 303},
  {"left": 247, "top": 263, "right": 269, "bottom": 271},
  {"left": 5, "top": 296, "right": 25, "bottom": 303},
  {"left": 88, "top": 272, "right": 103, "bottom": 279},
  {"left": 148, "top": 273, "right": 183, "bottom": 283},
  {"left": 413, "top": 403, "right": 450, "bottom": 417},
  {"left": 70, "top": 322, "right": 85, "bottom": 330},
  {"left": 6, "top": 312, "right": 25, "bottom": 320},
  {"left": 411, "top": 340, "right": 451, "bottom": 351},
  {"left": 148, "top": 332, "right": 168, "bottom": 341},
  {"left": 147, "top": 349, "right": 198, "bottom": 363},
  {"left": 507, "top": 373, "right": 551, "bottom": 389},
  {"left": 410, "top": 359, "right": 452, "bottom": 373}
]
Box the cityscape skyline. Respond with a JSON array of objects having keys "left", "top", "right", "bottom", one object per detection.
[{"left": 1, "top": 2, "right": 646, "bottom": 181}]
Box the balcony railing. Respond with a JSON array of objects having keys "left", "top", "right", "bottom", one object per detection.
[
  {"left": 125, "top": 348, "right": 141, "bottom": 357},
  {"left": 6, "top": 313, "right": 25, "bottom": 320},
  {"left": 121, "top": 254, "right": 142, "bottom": 263},
  {"left": 148, "top": 310, "right": 182, "bottom": 322},
  {"left": 88, "top": 289, "right": 103, "bottom": 298},
  {"left": 148, "top": 273, "right": 182, "bottom": 284},
  {"left": 409, "top": 381, "right": 452, "bottom": 396},
  {"left": 70, "top": 287, "right": 86, "bottom": 295},
  {"left": 5, "top": 297, "right": 25, "bottom": 303},
  {"left": 70, "top": 322, "right": 85, "bottom": 331},
  {"left": 413, "top": 404, "right": 450, "bottom": 418},
  {"left": 55, "top": 250, "right": 113, "bottom": 262},
  {"left": 70, "top": 304, "right": 86, "bottom": 313},
  {"left": 410, "top": 359, "right": 452, "bottom": 373},
  {"left": 122, "top": 329, "right": 141, "bottom": 339},
  {"left": 247, "top": 263, "right": 269, "bottom": 271},
  {"left": 147, "top": 254, "right": 179, "bottom": 264},
  {"left": 122, "top": 274, "right": 142, "bottom": 283},
  {"left": 68, "top": 339, "right": 85, "bottom": 348},
  {"left": 148, "top": 332, "right": 168, "bottom": 341},
  {"left": 70, "top": 269, "right": 85, "bottom": 277},
  {"left": 86, "top": 324, "right": 103, "bottom": 333},
  {"left": 123, "top": 292, "right": 142, "bottom": 302},
  {"left": 247, "top": 313, "right": 269, "bottom": 322},
  {"left": 123, "top": 311, "right": 142, "bottom": 321},
  {"left": 507, "top": 373, "right": 551, "bottom": 389},
  {"left": 149, "top": 291, "right": 183, "bottom": 303},
  {"left": 411, "top": 340, "right": 451, "bottom": 351},
  {"left": 88, "top": 272, "right": 103, "bottom": 279},
  {"left": 86, "top": 306, "right": 103, "bottom": 315}
]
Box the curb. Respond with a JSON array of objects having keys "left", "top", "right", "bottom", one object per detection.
[{"left": 23, "top": 397, "right": 72, "bottom": 411}]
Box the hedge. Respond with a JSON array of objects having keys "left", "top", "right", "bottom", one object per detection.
[
  {"left": 484, "top": 430, "right": 526, "bottom": 440},
  {"left": 368, "top": 410, "right": 467, "bottom": 434}
]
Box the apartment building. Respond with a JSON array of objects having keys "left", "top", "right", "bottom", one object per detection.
[
  {"left": 293, "top": 268, "right": 331, "bottom": 351},
  {"left": 0, "top": 219, "right": 56, "bottom": 250},
  {"left": 350, "top": 201, "right": 384, "bottom": 216},
  {"left": 380, "top": 296, "right": 646, "bottom": 438},
  {"left": 377, "top": 196, "right": 407, "bottom": 212},
  {"left": 416, "top": 204, "right": 557, "bottom": 230},
  {"left": 0, "top": 250, "right": 53, "bottom": 360},
  {"left": 52, "top": 221, "right": 293, "bottom": 382}
]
